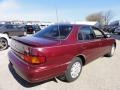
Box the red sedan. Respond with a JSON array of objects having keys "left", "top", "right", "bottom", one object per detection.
[{"left": 8, "top": 24, "right": 116, "bottom": 83}]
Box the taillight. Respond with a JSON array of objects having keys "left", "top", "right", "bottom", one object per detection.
[
  {"left": 19, "top": 54, "right": 46, "bottom": 64},
  {"left": 14, "top": 46, "right": 46, "bottom": 64},
  {"left": 24, "top": 55, "right": 46, "bottom": 64}
]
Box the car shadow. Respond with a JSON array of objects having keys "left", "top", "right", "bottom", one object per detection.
[
  {"left": 8, "top": 63, "right": 58, "bottom": 88},
  {"left": 111, "top": 34, "right": 120, "bottom": 40}
]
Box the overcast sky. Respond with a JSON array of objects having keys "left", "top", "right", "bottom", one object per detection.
[{"left": 0, "top": 0, "right": 120, "bottom": 22}]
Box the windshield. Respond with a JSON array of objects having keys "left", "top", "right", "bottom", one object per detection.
[{"left": 34, "top": 25, "right": 73, "bottom": 39}]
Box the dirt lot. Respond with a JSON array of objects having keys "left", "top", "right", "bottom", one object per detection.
[{"left": 0, "top": 35, "right": 120, "bottom": 90}]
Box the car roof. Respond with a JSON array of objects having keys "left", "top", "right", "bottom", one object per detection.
[
  {"left": 53, "top": 23, "right": 97, "bottom": 28},
  {"left": 55, "top": 23, "right": 102, "bottom": 31},
  {"left": 54, "top": 23, "right": 92, "bottom": 26}
]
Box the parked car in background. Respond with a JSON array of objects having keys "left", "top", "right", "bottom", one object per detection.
[
  {"left": 102, "top": 25, "right": 115, "bottom": 33},
  {"left": 112, "top": 21, "right": 120, "bottom": 34},
  {"left": 102, "top": 25, "right": 110, "bottom": 32},
  {"left": 109, "top": 21, "right": 120, "bottom": 34},
  {"left": 103, "top": 20, "right": 120, "bottom": 34},
  {"left": 0, "top": 24, "right": 26, "bottom": 36},
  {"left": 8, "top": 24, "right": 116, "bottom": 83},
  {"left": 24, "top": 25, "right": 41, "bottom": 34},
  {"left": 33, "top": 25, "right": 41, "bottom": 32},
  {"left": 114, "top": 27, "right": 120, "bottom": 34},
  {"left": 24, "top": 25, "right": 34, "bottom": 34}
]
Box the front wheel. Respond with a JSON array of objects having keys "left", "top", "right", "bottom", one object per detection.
[
  {"left": 58, "top": 57, "right": 82, "bottom": 82},
  {"left": 105, "top": 44, "right": 116, "bottom": 57}
]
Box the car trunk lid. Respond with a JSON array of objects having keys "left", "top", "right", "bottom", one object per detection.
[{"left": 10, "top": 36, "right": 60, "bottom": 54}]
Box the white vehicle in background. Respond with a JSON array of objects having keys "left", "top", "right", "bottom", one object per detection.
[{"left": 0, "top": 33, "right": 11, "bottom": 51}]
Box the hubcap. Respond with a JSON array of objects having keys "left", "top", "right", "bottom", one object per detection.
[
  {"left": 0, "top": 38, "right": 7, "bottom": 50},
  {"left": 70, "top": 62, "right": 81, "bottom": 79}
]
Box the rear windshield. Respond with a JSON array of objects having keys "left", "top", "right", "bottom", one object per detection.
[{"left": 34, "top": 25, "right": 73, "bottom": 39}]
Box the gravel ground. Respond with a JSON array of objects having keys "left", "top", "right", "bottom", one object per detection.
[{"left": 0, "top": 35, "right": 120, "bottom": 90}]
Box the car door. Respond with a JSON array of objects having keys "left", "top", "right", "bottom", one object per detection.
[
  {"left": 13, "top": 25, "right": 24, "bottom": 36},
  {"left": 91, "top": 27, "right": 112, "bottom": 56},
  {"left": 78, "top": 26, "right": 102, "bottom": 63}
]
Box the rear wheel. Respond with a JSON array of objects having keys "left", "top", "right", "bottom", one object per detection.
[
  {"left": 58, "top": 57, "right": 82, "bottom": 82},
  {"left": 0, "top": 37, "right": 8, "bottom": 51}
]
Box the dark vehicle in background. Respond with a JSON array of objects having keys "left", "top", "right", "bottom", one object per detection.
[
  {"left": 103, "top": 25, "right": 115, "bottom": 33},
  {"left": 112, "top": 21, "right": 120, "bottom": 34},
  {"left": 33, "top": 25, "right": 41, "bottom": 32},
  {"left": 103, "top": 20, "right": 120, "bottom": 34},
  {"left": 24, "top": 25, "right": 41, "bottom": 34},
  {"left": 102, "top": 25, "right": 112, "bottom": 32},
  {"left": 0, "top": 24, "right": 26, "bottom": 36},
  {"left": 0, "top": 24, "right": 4, "bottom": 27},
  {"left": 24, "top": 25, "right": 34, "bottom": 34},
  {"left": 8, "top": 24, "right": 116, "bottom": 83}
]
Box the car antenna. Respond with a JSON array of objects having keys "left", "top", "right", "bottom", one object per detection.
[{"left": 56, "top": 9, "right": 61, "bottom": 44}]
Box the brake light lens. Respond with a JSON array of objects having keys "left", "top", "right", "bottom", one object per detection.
[
  {"left": 13, "top": 46, "right": 46, "bottom": 64},
  {"left": 20, "top": 54, "right": 46, "bottom": 64}
]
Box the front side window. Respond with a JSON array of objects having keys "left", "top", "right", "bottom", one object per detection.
[
  {"left": 34, "top": 25, "right": 72, "bottom": 39},
  {"left": 78, "top": 26, "right": 95, "bottom": 40},
  {"left": 92, "top": 27, "right": 104, "bottom": 39}
]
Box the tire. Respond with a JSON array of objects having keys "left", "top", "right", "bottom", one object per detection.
[
  {"left": 0, "top": 37, "right": 8, "bottom": 51},
  {"left": 105, "top": 44, "right": 116, "bottom": 57},
  {"left": 58, "top": 57, "right": 82, "bottom": 82}
]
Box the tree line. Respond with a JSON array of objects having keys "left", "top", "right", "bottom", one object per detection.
[{"left": 86, "top": 10, "right": 113, "bottom": 26}]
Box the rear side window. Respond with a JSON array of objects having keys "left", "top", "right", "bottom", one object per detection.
[
  {"left": 78, "top": 26, "right": 95, "bottom": 40},
  {"left": 34, "top": 25, "right": 72, "bottom": 39}
]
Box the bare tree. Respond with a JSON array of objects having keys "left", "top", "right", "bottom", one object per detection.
[
  {"left": 86, "top": 10, "right": 114, "bottom": 25},
  {"left": 103, "top": 10, "right": 113, "bottom": 25}
]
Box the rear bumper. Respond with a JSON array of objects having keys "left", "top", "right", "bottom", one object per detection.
[{"left": 8, "top": 50, "right": 66, "bottom": 83}]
